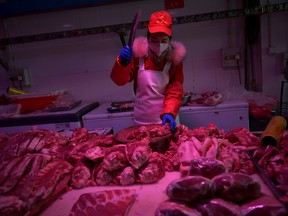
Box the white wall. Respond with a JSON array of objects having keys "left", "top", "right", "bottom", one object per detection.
[{"left": 0, "top": 0, "right": 287, "bottom": 103}]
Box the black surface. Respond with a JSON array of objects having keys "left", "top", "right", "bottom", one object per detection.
[{"left": 0, "top": 101, "right": 99, "bottom": 127}]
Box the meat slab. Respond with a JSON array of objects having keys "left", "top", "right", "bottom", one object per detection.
[{"left": 69, "top": 189, "right": 137, "bottom": 216}]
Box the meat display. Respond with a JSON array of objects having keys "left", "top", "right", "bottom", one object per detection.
[
  {"left": 69, "top": 189, "right": 137, "bottom": 216},
  {"left": 0, "top": 123, "right": 287, "bottom": 215}
]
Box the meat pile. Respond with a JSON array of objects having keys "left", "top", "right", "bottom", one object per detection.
[
  {"left": 0, "top": 129, "right": 74, "bottom": 215},
  {"left": 0, "top": 125, "right": 169, "bottom": 215},
  {"left": 173, "top": 124, "right": 261, "bottom": 176},
  {"left": 253, "top": 130, "right": 288, "bottom": 204},
  {"left": 155, "top": 158, "right": 287, "bottom": 216}
]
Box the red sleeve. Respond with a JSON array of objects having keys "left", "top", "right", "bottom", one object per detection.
[
  {"left": 110, "top": 56, "right": 133, "bottom": 86},
  {"left": 161, "top": 62, "right": 184, "bottom": 119}
]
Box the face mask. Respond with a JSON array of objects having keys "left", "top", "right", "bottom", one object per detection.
[{"left": 149, "top": 43, "right": 169, "bottom": 57}]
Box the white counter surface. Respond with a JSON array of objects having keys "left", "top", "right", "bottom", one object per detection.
[{"left": 41, "top": 172, "right": 275, "bottom": 216}]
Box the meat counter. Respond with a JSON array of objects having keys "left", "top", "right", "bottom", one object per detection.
[
  {"left": 0, "top": 101, "right": 99, "bottom": 134},
  {"left": 179, "top": 100, "right": 249, "bottom": 133},
  {"left": 82, "top": 102, "right": 135, "bottom": 134},
  {"left": 82, "top": 100, "right": 249, "bottom": 134}
]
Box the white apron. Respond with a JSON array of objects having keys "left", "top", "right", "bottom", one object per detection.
[{"left": 134, "top": 58, "right": 171, "bottom": 125}]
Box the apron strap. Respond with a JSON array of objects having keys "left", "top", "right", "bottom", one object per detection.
[{"left": 139, "top": 58, "right": 172, "bottom": 72}]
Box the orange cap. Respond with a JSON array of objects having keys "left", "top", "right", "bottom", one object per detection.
[{"left": 148, "top": 11, "right": 172, "bottom": 36}]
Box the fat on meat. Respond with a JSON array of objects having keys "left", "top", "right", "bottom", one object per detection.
[
  {"left": 0, "top": 195, "right": 28, "bottom": 216},
  {"left": 69, "top": 189, "right": 137, "bottom": 216},
  {"left": 0, "top": 154, "right": 36, "bottom": 195},
  {"left": 0, "top": 157, "right": 23, "bottom": 187},
  {"left": 84, "top": 145, "right": 107, "bottom": 162},
  {"left": 20, "top": 158, "right": 73, "bottom": 207},
  {"left": 10, "top": 154, "right": 53, "bottom": 197},
  {"left": 155, "top": 200, "right": 201, "bottom": 216}
]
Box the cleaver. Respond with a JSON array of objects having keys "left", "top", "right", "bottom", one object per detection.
[
  {"left": 127, "top": 9, "right": 141, "bottom": 47},
  {"left": 121, "top": 10, "right": 141, "bottom": 66}
]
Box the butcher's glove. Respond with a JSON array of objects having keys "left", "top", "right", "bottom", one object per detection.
[
  {"left": 162, "top": 114, "right": 176, "bottom": 133},
  {"left": 119, "top": 45, "right": 132, "bottom": 66}
]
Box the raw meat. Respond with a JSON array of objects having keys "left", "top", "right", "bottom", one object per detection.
[
  {"left": 102, "top": 144, "right": 128, "bottom": 171},
  {"left": 125, "top": 138, "right": 152, "bottom": 169},
  {"left": 198, "top": 198, "right": 241, "bottom": 216},
  {"left": 137, "top": 152, "right": 165, "bottom": 184},
  {"left": 0, "top": 195, "right": 27, "bottom": 216},
  {"left": 188, "top": 157, "right": 227, "bottom": 179},
  {"left": 69, "top": 189, "right": 137, "bottom": 216},
  {"left": 92, "top": 162, "right": 114, "bottom": 186},
  {"left": 225, "top": 127, "right": 261, "bottom": 148},
  {"left": 114, "top": 166, "right": 136, "bottom": 186},
  {"left": 187, "top": 91, "right": 223, "bottom": 106},
  {"left": 166, "top": 176, "right": 215, "bottom": 203},
  {"left": 212, "top": 172, "right": 261, "bottom": 203},
  {"left": 0, "top": 129, "right": 68, "bottom": 161},
  {"left": 70, "top": 159, "right": 94, "bottom": 189},
  {"left": 155, "top": 200, "right": 201, "bottom": 216},
  {"left": 240, "top": 195, "right": 287, "bottom": 216},
  {"left": 0, "top": 154, "right": 35, "bottom": 195},
  {"left": 18, "top": 158, "right": 73, "bottom": 209},
  {"left": 84, "top": 146, "right": 107, "bottom": 162}
]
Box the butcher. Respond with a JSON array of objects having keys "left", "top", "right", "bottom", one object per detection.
[{"left": 110, "top": 10, "right": 186, "bottom": 133}]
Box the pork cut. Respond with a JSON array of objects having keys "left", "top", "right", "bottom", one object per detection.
[
  {"left": 125, "top": 138, "right": 152, "bottom": 169},
  {"left": 102, "top": 144, "right": 128, "bottom": 171},
  {"left": 0, "top": 195, "right": 27, "bottom": 216},
  {"left": 188, "top": 157, "right": 227, "bottom": 179},
  {"left": 240, "top": 195, "right": 287, "bottom": 216},
  {"left": 114, "top": 166, "right": 136, "bottom": 186},
  {"left": 212, "top": 172, "right": 261, "bottom": 203},
  {"left": 92, "top": 162, "right": 114, "bottom": 186},
  {"left": 70, "top": 159, "right": 94, "bottom": 189},
  {"left": 69, "top": 189, "right": 137, "bottom": 216},
  {"left": 137, "top": 152, "right": 165, "bottom": 184},
  {"left": 198, "top": 198, "right": 241, "bottom": 216},
  {"left": 155, "top": 200, "right": 201, "bottom": 216},
  {"left": 166, "top": 176, "right": 215, "bottom": 203}
]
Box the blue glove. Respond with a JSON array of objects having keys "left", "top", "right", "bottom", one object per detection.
[
  {"left": 162, "top": 114, "right": 177, "bottom": 133},
  {"left": 119, "top": 45, "right": 132, "bottom": 66}
]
